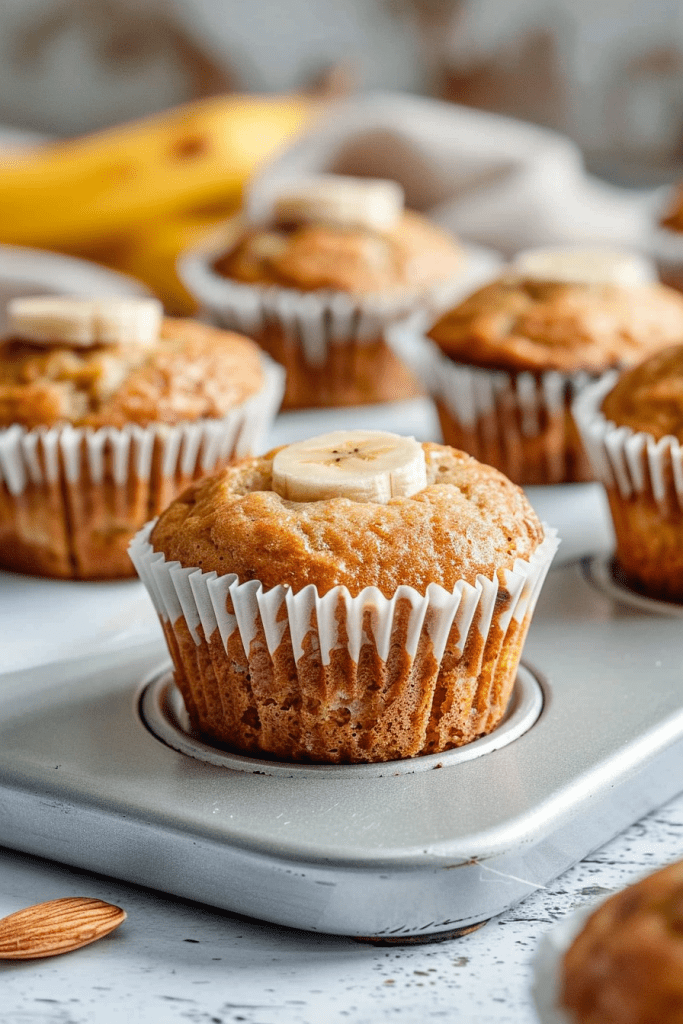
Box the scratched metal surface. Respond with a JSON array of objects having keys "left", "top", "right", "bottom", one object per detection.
[
  {"left": 1, "top": 797, "right": 682, "bottom": 1024},
  {"left": 2, "top": 557, "right": 683, "bottom": 940},
  {"left": 0, "top": 401, "right": 680, "bottom": 1015}
]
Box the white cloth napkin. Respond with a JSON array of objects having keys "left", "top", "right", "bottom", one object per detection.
[{"left": 250, "top": 91, "right": 663, "bottom": 258}]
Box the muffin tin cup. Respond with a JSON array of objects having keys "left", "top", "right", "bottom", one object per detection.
[
  {"left": 573, "top": 373, "right": 683, "bottom": 602},
  {"left": 128, "top": 521, "right": 558, "bottom": 764},
  {"left": 387, "top": 313, "right": 594, "bottom": 486},
  {"left": 178, "top": 216, "right": 499, "bottom": 410},
  {"left": 0, "top": 355, "right": 285, "bottom": 581}
]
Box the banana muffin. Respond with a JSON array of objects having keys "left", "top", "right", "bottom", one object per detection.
[
  {"left": 0, "top": 296, "right": 282, "bottom": 579},
  {"left": 661, "top": 187, "right": 683, "bottom": 234},
  {"left": 573, "top": 344, "right": 683, "bottom": 602},
  {"left": 180, "top": 175, "right": 465, "bottom": 409},
  {"left": 648, "top": 186, "right": 683, "bottom": 296},
  {"left": 401, "top": 249, "right": 683, "bottom": 485},
  {"left": 130, "top": 430, "right": 558, "bottom": 763},
  {"left": 561, "top": 858, "right": 683, "bottom": 1023}
]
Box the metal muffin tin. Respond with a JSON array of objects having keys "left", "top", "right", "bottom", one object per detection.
[
  {"left": 2, "top": 554, "right": 683, "bottom": 940},
  {"left": 140, "top": 665, "right": 544, "bottom": 780}
]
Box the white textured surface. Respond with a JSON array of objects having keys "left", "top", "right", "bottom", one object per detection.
[{"left": 1, "top": 795, "right": 682, "bottom": 1022}]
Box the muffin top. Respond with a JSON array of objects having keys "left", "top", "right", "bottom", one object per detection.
[
  {"left": 562, "top": 859, "right": 683, "bottom": 1024},
  {"left": 212, "top": 175, "right": 462, "bottom": 296},
  {"left": 661, "top": 186, "right": 683, "bottom": 233},
  {"left": 213, "top": 212, "right": 463, "bottom": 296},
  {"left": 601, "top": 344, "right": 683, "bottom": 442},
  {"left": 151, "top": 437, "right": 544, "bottom": 597},
  {"left": 427, "top": 276, "right": 683, "bottom": 374},
  {"left": 0, "top": 302, "right": 264, "bottom": 430}
]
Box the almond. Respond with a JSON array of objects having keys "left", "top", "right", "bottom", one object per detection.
[{"left": 0, "top": 897, "right": 126, "bottom": 959}]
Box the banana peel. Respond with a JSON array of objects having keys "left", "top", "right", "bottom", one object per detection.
[{"left": 0, "top": 93, "right": 315, "bottom": 303}]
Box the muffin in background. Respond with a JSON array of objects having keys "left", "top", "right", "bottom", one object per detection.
[
  {"left": 573, "top": 345, "right": 683, "bottom": 603},
  {"left": 561, "top": 858, "right": 683, "bottom": 1023},
  {"left": 130, "top": 431, "right": 558, "bottom": 764},
  {"left": 660, "top": 186, "right": 683, "bottom": 236},
  {"left": 0, "top": 296, "right": 283, "bottom": 579},
  {"left": 389, "top": 247, "right": 683, "bottom": 486},
  {"left": 178, "top": 174, "right": 469, "bottom": 410},
  {"left": 650, "top": 185, "right": 683, "bottom": 296}
]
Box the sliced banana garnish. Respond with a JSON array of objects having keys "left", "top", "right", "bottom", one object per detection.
[
  {"left": 272, "top": 175, "right": 404, "bottom": 233},
  {"left": 7, "top": 296, "right": 163, "bottom": 347},
  {"left": 511, "top": 247, "right": 656, "bottom": 287},
  {"left": 272, "top": 430, "right": 427, "bottom": 504}
]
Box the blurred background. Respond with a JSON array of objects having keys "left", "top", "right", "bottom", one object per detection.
[
  {"left": 1, "top": 0, "right": 682, "bottom": 311},
  {"left": 3, "top": 0, "right": 683, "bottom": 184}
]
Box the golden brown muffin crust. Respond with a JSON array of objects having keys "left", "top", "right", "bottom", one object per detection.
[
  {"left": 151, "top": 442, "right": 544, "bottom": 597},
  {"left": 661, "top": 186, "right": 683, "bottom": 233},
  {"left": 0, "top": 317, "right": 264, "bottom": 429},
  {"left": 601, "top": 344, "right": 683, "bottom": 442},
  {"left": 427, "top": 277, "right": 683, "bottom": 373},
  {"left": 562, "top": 859, "right": 683, "bottom": 1024},
  {"left": 213, "top": 210, "right": 463, "bottom": 295}
]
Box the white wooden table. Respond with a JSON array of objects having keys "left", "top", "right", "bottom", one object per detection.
[{"left": 1, "top": 791, "right": 681, "bottom": 1024}]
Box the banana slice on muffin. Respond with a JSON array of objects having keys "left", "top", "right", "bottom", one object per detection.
[
  {"left": 8, "top": 296, "right": 163, "bottom": 348},
  {"left": 512, "top": 246, "right": 656, "bottom": 287},
  {"left": 272, "top": 430, "right": 427, "bottom": 503},
  {"left": 272, "top": 175, "right": 404, "bottom": 232}
]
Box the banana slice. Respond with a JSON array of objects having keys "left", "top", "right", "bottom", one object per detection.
[
  {"left": 511, "top": 247, "right": 656, "bottom": 287},
  {"left": 7, "top": 296, "right": 163, "bottom": 348},
  {"left": 272, "top": 430, "right": 427, "bottom": 504},
  {"left": 272, "top": 175, "right": 404, "bottom": 232}
]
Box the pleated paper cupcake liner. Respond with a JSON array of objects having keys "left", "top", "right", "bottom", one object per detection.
[
  {"left": 178, "top": 217, "right": 501, "bottom": 408},
  {"left": 531, "top": 905, "right": 596, "bottom": 1024},
  {"left": 387, "top": 313, "right": 594, "bottom": 485},
  {"left": 573, "top": 373, "right": 683, "bottom": 601},
  {"left": 572, "top": 372, "right": 683, "bottom": 506},
  {"left": 0, "top": 355, "right": 285, "bottom": 580},
  {"left": 129, "top": 521, "right": 558, "bottom": 764}
]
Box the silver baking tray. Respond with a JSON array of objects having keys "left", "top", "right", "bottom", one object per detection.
[{"left": 2, "top": 554, "right": 683, "bottom": 941}]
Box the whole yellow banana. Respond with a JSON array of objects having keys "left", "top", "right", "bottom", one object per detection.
[
  {"left": 110, "top": 211, "right": 232, "bottom": 314},
  {"left": 0, "top": 94, "right": 314, "bottom": 251}
]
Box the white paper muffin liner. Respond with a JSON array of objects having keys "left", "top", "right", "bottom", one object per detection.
[
  {"left": 0, "top": 354, "right": 284, "bottom": 578},
  {"left": 388, "top": 313, "right": 594, "bottom": 484},
  {"left": 178, "top": 216, "right": 502, "bottom": 369},
  {"left": 531, "top": 904, "right": 596, "bottom": 1024},
  {"left": 572, "top": 371, "right": 683, "bottom": 510},
  {"left": 129, "top": 518, "right": 557, "bottom": 760},
  {"left": 0, "top": 354, "right": 284, "bottom": 498},
  {"left": 390, "top": 312, "right": 592, "bottom": 438},
  {"left": 532, "top": 868, "right": 683, "bottom": 1022}
]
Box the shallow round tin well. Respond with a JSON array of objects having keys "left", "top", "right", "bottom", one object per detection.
[
  {"left": 139, "top": 663, "right": 544, "bottom": 779},
  {"left": 583, "top": 555, "right": 683, "bottom": 618}
]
